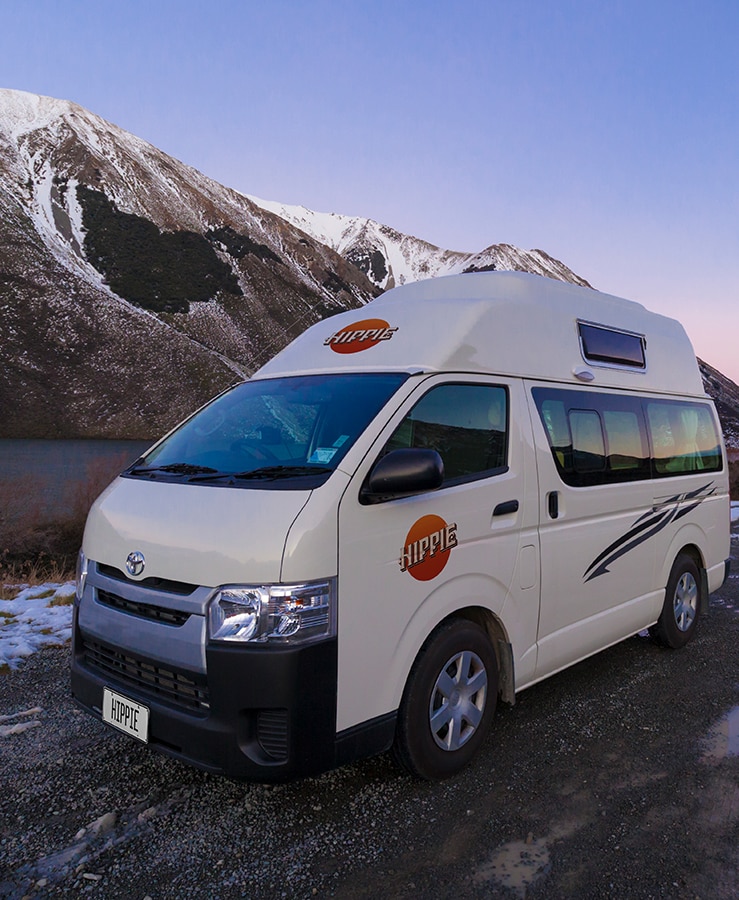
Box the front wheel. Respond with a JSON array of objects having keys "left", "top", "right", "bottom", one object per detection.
[
  {"left": 393, "top": 619, "right": 498, "bottom": 780},
  {"left": 649, "top": 553, "right": 702, "bottom": 648}
]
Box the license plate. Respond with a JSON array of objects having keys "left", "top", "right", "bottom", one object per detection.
[{"left": 102, "top": 688, "right": 149, "bottom": 743}]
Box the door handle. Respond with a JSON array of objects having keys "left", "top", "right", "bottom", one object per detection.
[
  {"left": 493, "top": 499, "right": 519, "bottom": 517},
  {"left": 548, "top": 491, "right": 559, "bottom": 519}
]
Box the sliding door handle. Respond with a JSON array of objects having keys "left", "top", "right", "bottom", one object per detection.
[
  {"left": 493, "top": 499, "right": 519, "bottom": 517},
  {"left": 548, "top": 491, "right": 559, "bottom": 519}
]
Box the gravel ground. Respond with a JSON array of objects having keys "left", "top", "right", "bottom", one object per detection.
[{"left": 2, "top": 530, "right": 738, "bottom": 899}]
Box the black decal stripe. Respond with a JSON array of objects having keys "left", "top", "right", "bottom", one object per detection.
[
  {"left": 683, "top": 481, "right": 715, "bottom": 500},
  {"left": 583, "top": 481, "right": 714, "bottom": 582},
  {"left": 674, "top": 501, "right": 702, "bottom": 520},
  {"left": 583, "top": 509, "right": 673, "bottom": 580},
  {"left": 632, "top": 493, "right": 682, "bottom": 526},
  {"left": 585, "top": 512, "right": 678, "bottom": 581}
]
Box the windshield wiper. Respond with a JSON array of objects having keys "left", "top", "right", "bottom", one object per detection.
[
  {"left": 189, "top": 466, "right": 334, "bottom": 483},
  {"left": 128, "top": 462, "right": 219, "bottom": 477}
]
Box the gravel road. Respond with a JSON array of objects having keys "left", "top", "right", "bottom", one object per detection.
[{"left": 2, "top": 528, "right": 738, "bottom": 899}]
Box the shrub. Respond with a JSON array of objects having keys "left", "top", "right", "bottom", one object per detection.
[
  {"left": 0, "top": 451, "right": 130, "bottom": 583},
  {"left": 77, "top": 185, "right": 242, "bottom": 314}
]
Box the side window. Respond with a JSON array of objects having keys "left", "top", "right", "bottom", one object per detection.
[
  {"left": 603, "top": 410, "right": 647, "bottom": 472},
  {"left": 570, "top": 410, "right": 605, "bottom": 473},
  {"left": 533, "top": 387, "right": 650, "bottom": 486},
  {"left": 384, "top": 383, "right": 508, "bottom": 484},
  {"left": 646, "top": 401, "right": 722, "bottom": 474},
  {"left": 578, "top": 322, "right": 646, "bottom": 369}
]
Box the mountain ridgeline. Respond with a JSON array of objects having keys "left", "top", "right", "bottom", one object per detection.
[{"left": 1, "top": 89, "right": 737, "bottom": 451}]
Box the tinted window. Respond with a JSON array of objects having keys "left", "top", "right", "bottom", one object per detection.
[
  {"left": 533, "top": 387, "right": 722, "bottom": 486},
  {"left": 534, "top": 388, "right": 650, "bottom": 486},
  {"left": 570, "top": 410, "right": 605, "bottom": 472},
  {"left": 646, "top": 400, "right": 722, "bottom": 474},
  {"left": 384, "top": 383, "right": 508, "bottom": 485},
  {"left": 603, "top": 410, "right": 645, "bottom": 471},
  {"left": 579, "top": 322, "right": 646, "bottom": 369}
]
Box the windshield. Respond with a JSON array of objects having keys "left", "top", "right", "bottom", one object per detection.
[{"left": 125, "top": 373, "right": 408, "bottom": 489}]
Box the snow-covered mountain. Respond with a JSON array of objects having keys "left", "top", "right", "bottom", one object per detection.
[
  {"left": 0, "top": 89, "right": 378, "bottom": 438},
  {"left": 248, "top": 198, "right": 591, "bottom": 291},
  {"left": 699, "top": 358, "right": 739, "bottom": 450}
]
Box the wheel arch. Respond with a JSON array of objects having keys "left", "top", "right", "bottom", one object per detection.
[
  {"left": 659, "top": 522, "right": 708, "bottom": 589},
  {"left": 416, "top": 605, "right": 515, "bottom": 706},
  {"left": 666, "top": 542, "right": 709, "bottom": 617}
]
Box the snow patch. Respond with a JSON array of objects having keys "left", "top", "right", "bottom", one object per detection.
[{"left": 0, "top": 582, "right": 74, "bottom": 669}]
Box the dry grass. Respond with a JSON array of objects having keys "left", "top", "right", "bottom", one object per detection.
[
  {"left": 0, "top": 451, "right": 130, "bottom": 584},
  {"left": 1, "top": 557, "right": 75, "bottom": 587}
]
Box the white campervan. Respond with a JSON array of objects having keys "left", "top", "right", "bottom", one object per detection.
[{"left": 72, "top": 272, "right": 731, "bottom": 780}]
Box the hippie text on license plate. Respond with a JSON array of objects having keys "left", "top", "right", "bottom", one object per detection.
[{"left": 102, "top": 688, "right": 150, "bottom": 743}]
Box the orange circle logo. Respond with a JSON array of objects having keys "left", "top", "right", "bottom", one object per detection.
[
  {"left": 399, "top": 515, "right": 458, "bottom": 581},
  {"left": 324, "top": 318, "right": 397, "bottom": 354}
]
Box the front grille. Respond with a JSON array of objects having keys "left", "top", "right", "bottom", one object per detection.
[
  {"left": 97, "top": 563, "right": 197, "bottom": 596},
  {"left": 83, "top": 639, "right": 209, "bottom": 712},
  {"left": 97, "top": 588, "right": 191, "bottom": 627},
  {"left": 257, "top": 709, "right": 289, "bottom": 760}
]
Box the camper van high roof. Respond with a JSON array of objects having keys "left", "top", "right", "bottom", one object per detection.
[{"left": 257, "top": 271, "right": 704, "bottom": 397}]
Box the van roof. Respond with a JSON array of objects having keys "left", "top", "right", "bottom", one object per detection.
[{"left": 255, "top": 272, "right": 706, "bottom": 397}]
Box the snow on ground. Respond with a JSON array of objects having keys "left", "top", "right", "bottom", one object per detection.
[
  {"left": 733, "top": 501, "right": 739, "bottom": 523},
  {"left": 0, "top": 582, "right": 74, "bottom": 671}
]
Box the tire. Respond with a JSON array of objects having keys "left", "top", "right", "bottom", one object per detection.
[
  {"left": 393, "top": 619, "right": 498, "bottom": 780},
  {"left": 649, "top": 553, "right": 702, "bottom": 649}
]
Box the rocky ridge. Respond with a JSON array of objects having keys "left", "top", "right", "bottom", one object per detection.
[{"left": 248, "top": 197, "right": 592, "bottom": 292}]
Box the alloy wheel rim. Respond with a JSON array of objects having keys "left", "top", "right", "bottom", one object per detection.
[
  {"left": 429, "top": 650, "right": 487, "bottom": 751},
  {"left": 673, "top": 571, "right": 698, "bottom": 631}
]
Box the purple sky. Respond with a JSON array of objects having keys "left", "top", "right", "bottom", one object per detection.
[{"left": 2, "top": 0, "right": 738, "bottom": 381}]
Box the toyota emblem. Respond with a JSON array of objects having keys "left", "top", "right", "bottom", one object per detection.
[{"left": 126, "top": 551, "right": 146, "bottom": 577}]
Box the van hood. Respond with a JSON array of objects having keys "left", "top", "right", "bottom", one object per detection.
[{"left": 83, "top": 477, "right": 312, "bottom": 588}]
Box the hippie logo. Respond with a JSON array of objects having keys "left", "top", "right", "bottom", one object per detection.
[
  {"left": 399, "top": 515, "right": 458, "bottom": 581},
  {"left": 324, "top": 318, "right": 398, "bottom": 354}
]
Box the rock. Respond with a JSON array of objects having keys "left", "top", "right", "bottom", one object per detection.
[{"left": 87, "top": 812, "right": 117, "bottom": 836}]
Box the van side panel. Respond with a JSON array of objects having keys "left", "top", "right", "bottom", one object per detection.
[
  {"left": 335, "top": 377, "right": 539, "bottom": 734},
  {"left": 525, "top": 381, "right": 730, "bottom": 686}
]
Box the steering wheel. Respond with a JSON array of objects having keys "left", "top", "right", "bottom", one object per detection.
[{"left": 231, "top": 439, "right": 279, "bottom": 463}]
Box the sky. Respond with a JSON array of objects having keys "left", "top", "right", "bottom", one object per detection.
[{"left": 1, "top": 0, "right": 738, "bottom": 381}]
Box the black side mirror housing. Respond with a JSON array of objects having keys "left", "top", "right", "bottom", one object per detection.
[{"left": 361, "top": 448, "right": 444, "bottom": 504}]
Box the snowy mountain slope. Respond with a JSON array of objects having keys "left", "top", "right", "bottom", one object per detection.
[
  {"left": 248, "top": 197, "right": 592, "bottom": 291},
  {"left": 0, "top": 90, "right": 378, "bottom": 437},
  {"left": 699, "top": 359, "right": 739, "bottom": 450}
]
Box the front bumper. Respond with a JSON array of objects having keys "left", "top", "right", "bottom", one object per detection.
[{"left": 71, "top": 606, "right": 339, "bottom": 781}]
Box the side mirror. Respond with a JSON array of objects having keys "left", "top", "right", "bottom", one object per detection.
[{"left": 361, "top": 449, "right": 444, "bottom": 504}]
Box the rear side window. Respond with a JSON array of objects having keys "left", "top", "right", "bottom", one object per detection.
[
  {"left": 533, "top": 387, "right": 721, "bottom": 486},
  {"left": 646, "top": 400, "right": 722, "bottom": 474},
  {"left": 384, "top": 383, "right": 508, "bottom": 485}
]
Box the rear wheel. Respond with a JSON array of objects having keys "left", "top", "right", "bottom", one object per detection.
[
  {"left": 649, "top": 553, "right": 701, "bottom": 648},
  {"left": 393, "top": 619, "right": 498, "bottom": 780}
]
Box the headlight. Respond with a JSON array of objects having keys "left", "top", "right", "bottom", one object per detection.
[
  {"left": 75, "top": 550, "right": 88, "bottom": 605},
  {"left": 208, "top": 579, "right": 336, "bottom": 644}
]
